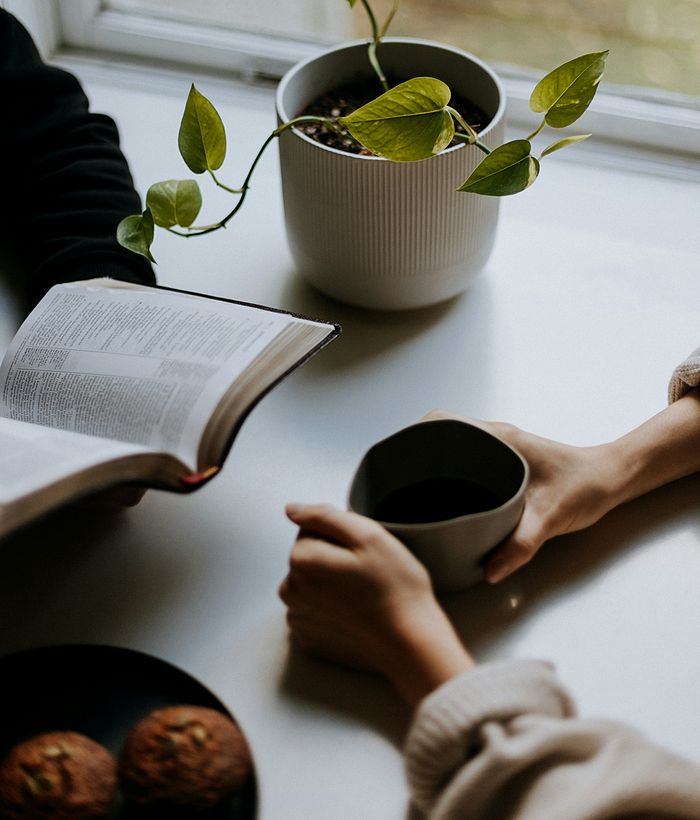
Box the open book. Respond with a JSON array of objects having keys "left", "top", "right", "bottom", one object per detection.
[{"left": 0, "top": 278, "right": 339, "bottom": 537}]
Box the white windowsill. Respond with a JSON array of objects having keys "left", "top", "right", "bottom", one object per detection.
[
  {"left": 53, "top": 0, "right": 700, "bottom": 158},
  {"left": 59, "top": 48, "right": 700, "bottom": 183},
  {"left": 8, "top": 0, "right": 700, "bottom": 160},
  {"left": 57, "top": 49, "right": 700, "bottom": 264},
  {"left": 55, "top": 52, "right": 700, "bottom": 372}
]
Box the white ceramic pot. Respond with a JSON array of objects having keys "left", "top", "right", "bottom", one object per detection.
[{"left": 276, "top": 38, "right": 506, "bottom": 311}]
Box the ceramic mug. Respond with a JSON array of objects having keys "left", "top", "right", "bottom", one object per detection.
[{"left": 348, "top": 419, "right": 529, "bottom": 591}]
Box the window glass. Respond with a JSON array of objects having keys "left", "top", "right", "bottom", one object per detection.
[
  {"left": 370, "top": 0, "right": 700, "bottom": 99},
  {"left": 105, "top": 0, "right": 700, "bottom": 99}
]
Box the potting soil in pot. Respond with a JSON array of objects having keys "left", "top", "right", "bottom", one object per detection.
[{"left": 295, "top": 76, "right": 489, "bottom": 155}]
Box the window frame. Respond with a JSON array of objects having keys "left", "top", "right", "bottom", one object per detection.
[
  {"left": 57, "top": 0, "right": 328, "bottom": 81},
  {"left": 35, "top": 0, "right": 700, "bottom": 159}
]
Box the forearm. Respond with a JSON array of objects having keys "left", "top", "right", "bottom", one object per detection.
[
  {"left": 387, "top": 606, "right": 475, "bottom": 708},
  {"left": 604, "top": 388, "right": 700, "bottom": 510}
]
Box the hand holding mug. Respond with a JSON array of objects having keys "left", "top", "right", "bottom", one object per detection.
[
  {"left": 421, "top": 411, "right": 627, "bottom": 582},
  {"left": 279, "top": 503, "right": 474, "bottom": 707}
]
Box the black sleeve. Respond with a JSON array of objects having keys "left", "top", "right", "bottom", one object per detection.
[{"left": 0, "top": 10, "right": 155, "bottom": 304}]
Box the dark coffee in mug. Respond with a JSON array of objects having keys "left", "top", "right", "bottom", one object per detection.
[{"left": 371, "top": 476, "right": 502, "bottom": 524}]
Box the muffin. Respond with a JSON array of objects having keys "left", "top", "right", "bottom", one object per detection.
[
  {"left": 0, "top": 731, "right": 118, "bottom": 820},
  {"left": 119, "top": 705, "right": 252, "bottom": 815}
]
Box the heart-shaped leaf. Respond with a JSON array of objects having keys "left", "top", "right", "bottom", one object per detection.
[
  {"left": 530, "top": 51, "right": 608, "bottom": 129},
  {"left": 146, "top": 180, "right": 202, "bottom": 228},
  {"left": 540, "top": 133, "right": 591, "bottom": 159},
  {"left": 117, "top": 209, "right": 155, "bottom": 261},
  {"left": 458, "top": 140, "right": 539, "bottom": 196},
  {"left": 339, "top": 77, "right": 454, "bottom": 162},
  {"left": 178, "top": 84, "right": 227, "bottom": 173}
]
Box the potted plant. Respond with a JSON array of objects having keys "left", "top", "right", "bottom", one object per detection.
[
  {"left": 275, "top": 37, "right": 506, "bottom": 309},
  {"left": 118, "top": 0, "right": 607, "bottom": 310}
]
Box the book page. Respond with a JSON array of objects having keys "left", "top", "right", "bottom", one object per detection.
[
  {"left": 0, "top": 281, "right": 295, "bottom": 470},
  {"left": 0, "top": 416, "right": 149, "bottom": 503}
]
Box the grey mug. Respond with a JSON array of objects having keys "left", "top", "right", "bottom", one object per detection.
[{"left": 348, "top": 419, "right": 529, "bottom": 591}]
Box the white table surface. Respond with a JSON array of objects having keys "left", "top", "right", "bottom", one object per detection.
[{"left": 1, "top": 57, "right": 699, "bottom": 819}]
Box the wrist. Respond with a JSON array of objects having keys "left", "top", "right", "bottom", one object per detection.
[
  {"left": 384, "top": 604, "right": 475, "bottom": 708},
  {"left": 588, "top": 440, "right": 642, "bottom": 513},
  {"left": 600, "top": 393, "right": 700, "bottom": 508},
  {"left": 600, "top": 437, "right": 650, "bottom": 510}
]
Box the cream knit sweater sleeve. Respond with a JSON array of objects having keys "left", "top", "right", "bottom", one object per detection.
[
  {"left": 668, "top": 346, "right": 700, "bottom": 402},
  {"left": 404, "top": 349, "right": 700, "bottom": 819},
  {"left": 404, "top": 660, "right": 700, "bottom": 819}
]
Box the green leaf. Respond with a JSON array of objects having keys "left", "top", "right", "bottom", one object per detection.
[
  {"left": 178, "top": 84, "right": 227, "bottom": 173},
  {"left": 117, "top": 209, "right": 155, "bottom": 262},
  {"left": 540, "top": 133, "right": 591, "bottom": 159},
  {"left": 458, "top": 140, "right": 539, "bottom": 196},
  {"left": 146, "top": 180, "right": 202, "bottom": 228},
  {"left": 339, "top": 77, "right": 454, "bottom": 162},
  {"left": 346, "top": 0, "right": 357, "bottom": 5},
  {"left": 529, "top": 51, "right": 608, "bottom": 128}
]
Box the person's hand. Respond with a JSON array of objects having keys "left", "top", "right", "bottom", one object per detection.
[
  {"left": 279, "top": 503, "right": 474, "bottom": 707},
  {"left": 422, "top": 410, "right": 623, "bottom": 583}
]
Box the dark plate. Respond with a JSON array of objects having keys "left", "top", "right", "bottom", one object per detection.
[{"left": 0, "top": 644, "right": 257, "bottom": 819}]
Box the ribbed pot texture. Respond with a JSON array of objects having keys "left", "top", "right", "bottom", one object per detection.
[{"left": 276, "top": 38, "right": 506, "bottom": 311}]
